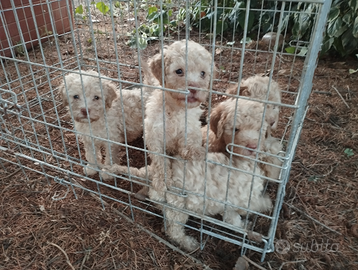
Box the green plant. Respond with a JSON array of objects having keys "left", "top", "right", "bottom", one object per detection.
[
  {"left": 292, "top": 0, "right": 358, "bottom": 57},
  {"left": 75, "top": 1, "right": 111, "bottom": 18},
  {"left": 344, "top": 148, "right": 354, "bottom": 157},
  {"left": 14, "top": 41, "right": 25, "bottom": 56},
  {"left": 127, "top": 3, "right": 177, "bottom": 49}
]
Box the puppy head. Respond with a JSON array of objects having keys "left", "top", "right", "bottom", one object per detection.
[
  {"left": 211, "top": 99, "right": 267, "bottom": 157},
  {"left": 61, "top": 70, "right": 117, "bottom": 123},
  {"left": 149, "top": 40, "right": 216, "bottom": 109},
  {"left": 226, "top": 83, "right": 249, "bottom": 97},
  {"left": 240, "top": 76, "right": 281, "bottom": 130}
]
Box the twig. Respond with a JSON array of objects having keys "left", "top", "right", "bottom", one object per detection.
[
  {"left": 70, "top": 179, "right": 213, "bottom": 270},
  {"left": 346, "top": 85, "right": 352, "bottom": 100},
  {"left": 313, "top": 91, "right": 332, "bottom": 96},
  {"left": 278, "top": 259, "right": 307, "bottom": 270},
  {"left": 0, "top": 168, "right": 22, "bottom": 181},
  {"left": 285, "top": 202, "right": 342, "bottom": 235},
  {"left": 47, "top": 241, "right": 75, "bottom": 270},
  {"left": 332, "top": 86, "right": 350, "bottom": 108},
  {"left": 242, "top": 255, "right": 267, "bottom": 270}
]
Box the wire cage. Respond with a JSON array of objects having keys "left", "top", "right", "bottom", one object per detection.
[{"left": 0, "top": 0, "right": 331, "bottom": 261}]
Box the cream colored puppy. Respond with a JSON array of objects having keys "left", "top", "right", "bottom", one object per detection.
[
  {"left": 61, "top": 70, "right": 148, "bottom": 176},
  {"left": 104, "top": 99, "right": 273, "bottom": 251},
  {"left": 226, "top": 75, "right": 282, "bottom": 130},
  {"left": 203, "top": 97, "right": 283, "bottom": 180},
  {"left": 164, "top": 99, "right": 272, "bottom": 251},
  {"left": 143, "top": 40, "right": 215, "bottom": 201}
]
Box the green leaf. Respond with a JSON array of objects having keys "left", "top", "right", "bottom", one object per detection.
[
  {"left": 341, "top": 28, "right": 358, "bottom": 55},
  {"left": 344, "top": 148, "right": 354, "bottom": 157},
  {"left": 349, "top": 69, "right": 358, "bottom": 74},
  {"left": 240, "top": 37, "right": 252, "bottom": 44},
  {"left": 320, "top": 37, "right": 334, "bottom": 55},
  {"left": 285, "top": 47, "right": 296, "bottom": 54},
  {"left": 127, "top": 34, "right": 148, "bottom": 50},
  {"left": 298, "top": 47, "right": 308, "bottom": 56},
  {"left": 327, "top": 17, "right": 344, "bottom": 37},
  {"left": 308, "top": 176, "right": 318, "bottom": 182},
  {"left": 75, "top": 5, "right": 83, "bottom": 14},
  {"left": 148, "top": 6, "right": 158, "bottom": 17},
  {"left": 342, "top": 12, "right": 352, "bottom": 24},
  {"left": 332, "top": 37, "right": 345, "bottom": 56},
  {"left": 96, "top": 2, "right": 110, "bottom": 15},
  {"left": 227, "top": 41, "right": 235, "bottom": 46},
  {"left": 349, "top": 0, "right": 358, "bottom": 12},
  {"left": 353, "top": 16, "right": 358, "bottom": 38},
  {"left": 327, "top": 7, "right": 340, "bottom": 22}
]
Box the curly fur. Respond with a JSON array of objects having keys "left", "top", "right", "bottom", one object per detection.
[
  {"left": 226, "top": 75, "right": 282, "bottom": 130},
  {"left": 144, "top": 40, "right": 215, "bottom": 201},
  {"left": 103, "top": 99, "right": 273, "bottom": 251},
  {"left": 202, "top": 98, "right": 283, "bottom": 180},
  {"left": 61, "top": 70, "right": 149, "bottom": 176},
  {"left": 164, "top": 100, "right": 273, "bottom": 251}
]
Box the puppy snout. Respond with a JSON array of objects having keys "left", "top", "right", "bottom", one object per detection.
[
  {"left": 80, "top": 108, "right": 90, "bottom": 116},
  {"left": 188, "top": 89, "right": 197, "bottom": 95},
  {"left": 246, "top": 143, "right": 257, "bottom": 150}
]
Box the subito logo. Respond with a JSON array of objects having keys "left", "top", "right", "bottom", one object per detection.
[{"left": 275, "top": 239, "right": 290, "bottom": 254}]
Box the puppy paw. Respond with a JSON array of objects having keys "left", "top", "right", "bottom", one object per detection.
[
  {"left": 99, "top": 170, "right": 114, "bottom": 180},
  {"left": 180, "top": 236, "right": 200, "bottom": 252},
  {"left": 83, "top": 165, "right": 98, "bottom": 176},
  {"left": 134, "top": 186, "right": 149, "bottom": 200}
]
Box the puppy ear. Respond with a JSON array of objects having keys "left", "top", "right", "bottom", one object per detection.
[
  {"left": 210, "top": 104, "right": 226, "bottom": 138},
  {"left": 149, "top": 52, "right": 165, "bottom": 85},
  {"left": 226, "top": 84, "right": 249, "bottom": 97},
  {"left": 59, "top": 81, "right": 69, "bottom": 106},
  {"left": 240, "top": 85, "right": 250, "bottom": 96},
  {"left": 104, "top": 81, "right": 117, "bottom": 109},
  {"left": 226, "top": 84, "right": 239, "bottom": 96}
]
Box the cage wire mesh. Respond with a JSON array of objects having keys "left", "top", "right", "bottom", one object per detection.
[{"left": 0, "top": 0, "right": 331, "bottom": 261}]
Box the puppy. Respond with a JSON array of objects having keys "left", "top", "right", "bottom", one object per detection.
[
  {"left": 164, "top": 99, "right": 272, "bottom": 251},
  {"left": 203, "top": 97, "right": 283, "bottom": 180},
  {"left": 61, "top": 70, "right": 149, "bottom": 176},
  {"left": 103, "top": 99, "right": 272, "bottom": 250},
  {"left": 142, "top": 40, "right": 215, "bottom": 201},
  {"left": 226, "top": 75, "right": 281, "bottom": 130}
]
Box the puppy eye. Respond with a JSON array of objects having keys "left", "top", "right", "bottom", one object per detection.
[
  {"left": 234, "top": 128, "right": 240, "bottom": 133},
  {"left": 73, "top": 95, "right": 79, "bottom": 99},
  {"left": 94, "top": 96, "right": 100, "bottom": 100},
  {"left": 175, "top": 69, "right": 183, "bottom": 75},
  {"left": 200, "top": 71, "right": 205, "bottom": 77}
]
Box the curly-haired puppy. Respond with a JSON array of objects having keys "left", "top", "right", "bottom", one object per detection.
[
  {"left": 61, "top": 70, "right": 148, "bottom": 176},
  {"left": 202, "top": 98, "right": 283, "bottom": 180},
  {"left": 164, "top": 99, "right": 272, "bottom": 251},
  {"left": 142, "top": 40, "right": 215, "bottom": 201},
  {"left": 103, "top": 99, "right": 273, "bottom": 250},
  {"left": 226, "top": 75, "right": 282, "bottom": 130}
]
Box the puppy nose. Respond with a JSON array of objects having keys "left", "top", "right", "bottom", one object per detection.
[
  {"left": 246, "top": 144, "right": 257, "bottom": 150},
  {"left": 81, "top": 108, "right": 90, "bottom": 116},
  {"left": 188, "top": 89, "right": 197, "bottom": 94},
  {"left": 270, "top": 120, "right": 276, "bottom": 126}
]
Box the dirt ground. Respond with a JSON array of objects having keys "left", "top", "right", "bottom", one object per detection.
[{"left": 1, "top": 8, "right": 358, "bottom": 270}]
